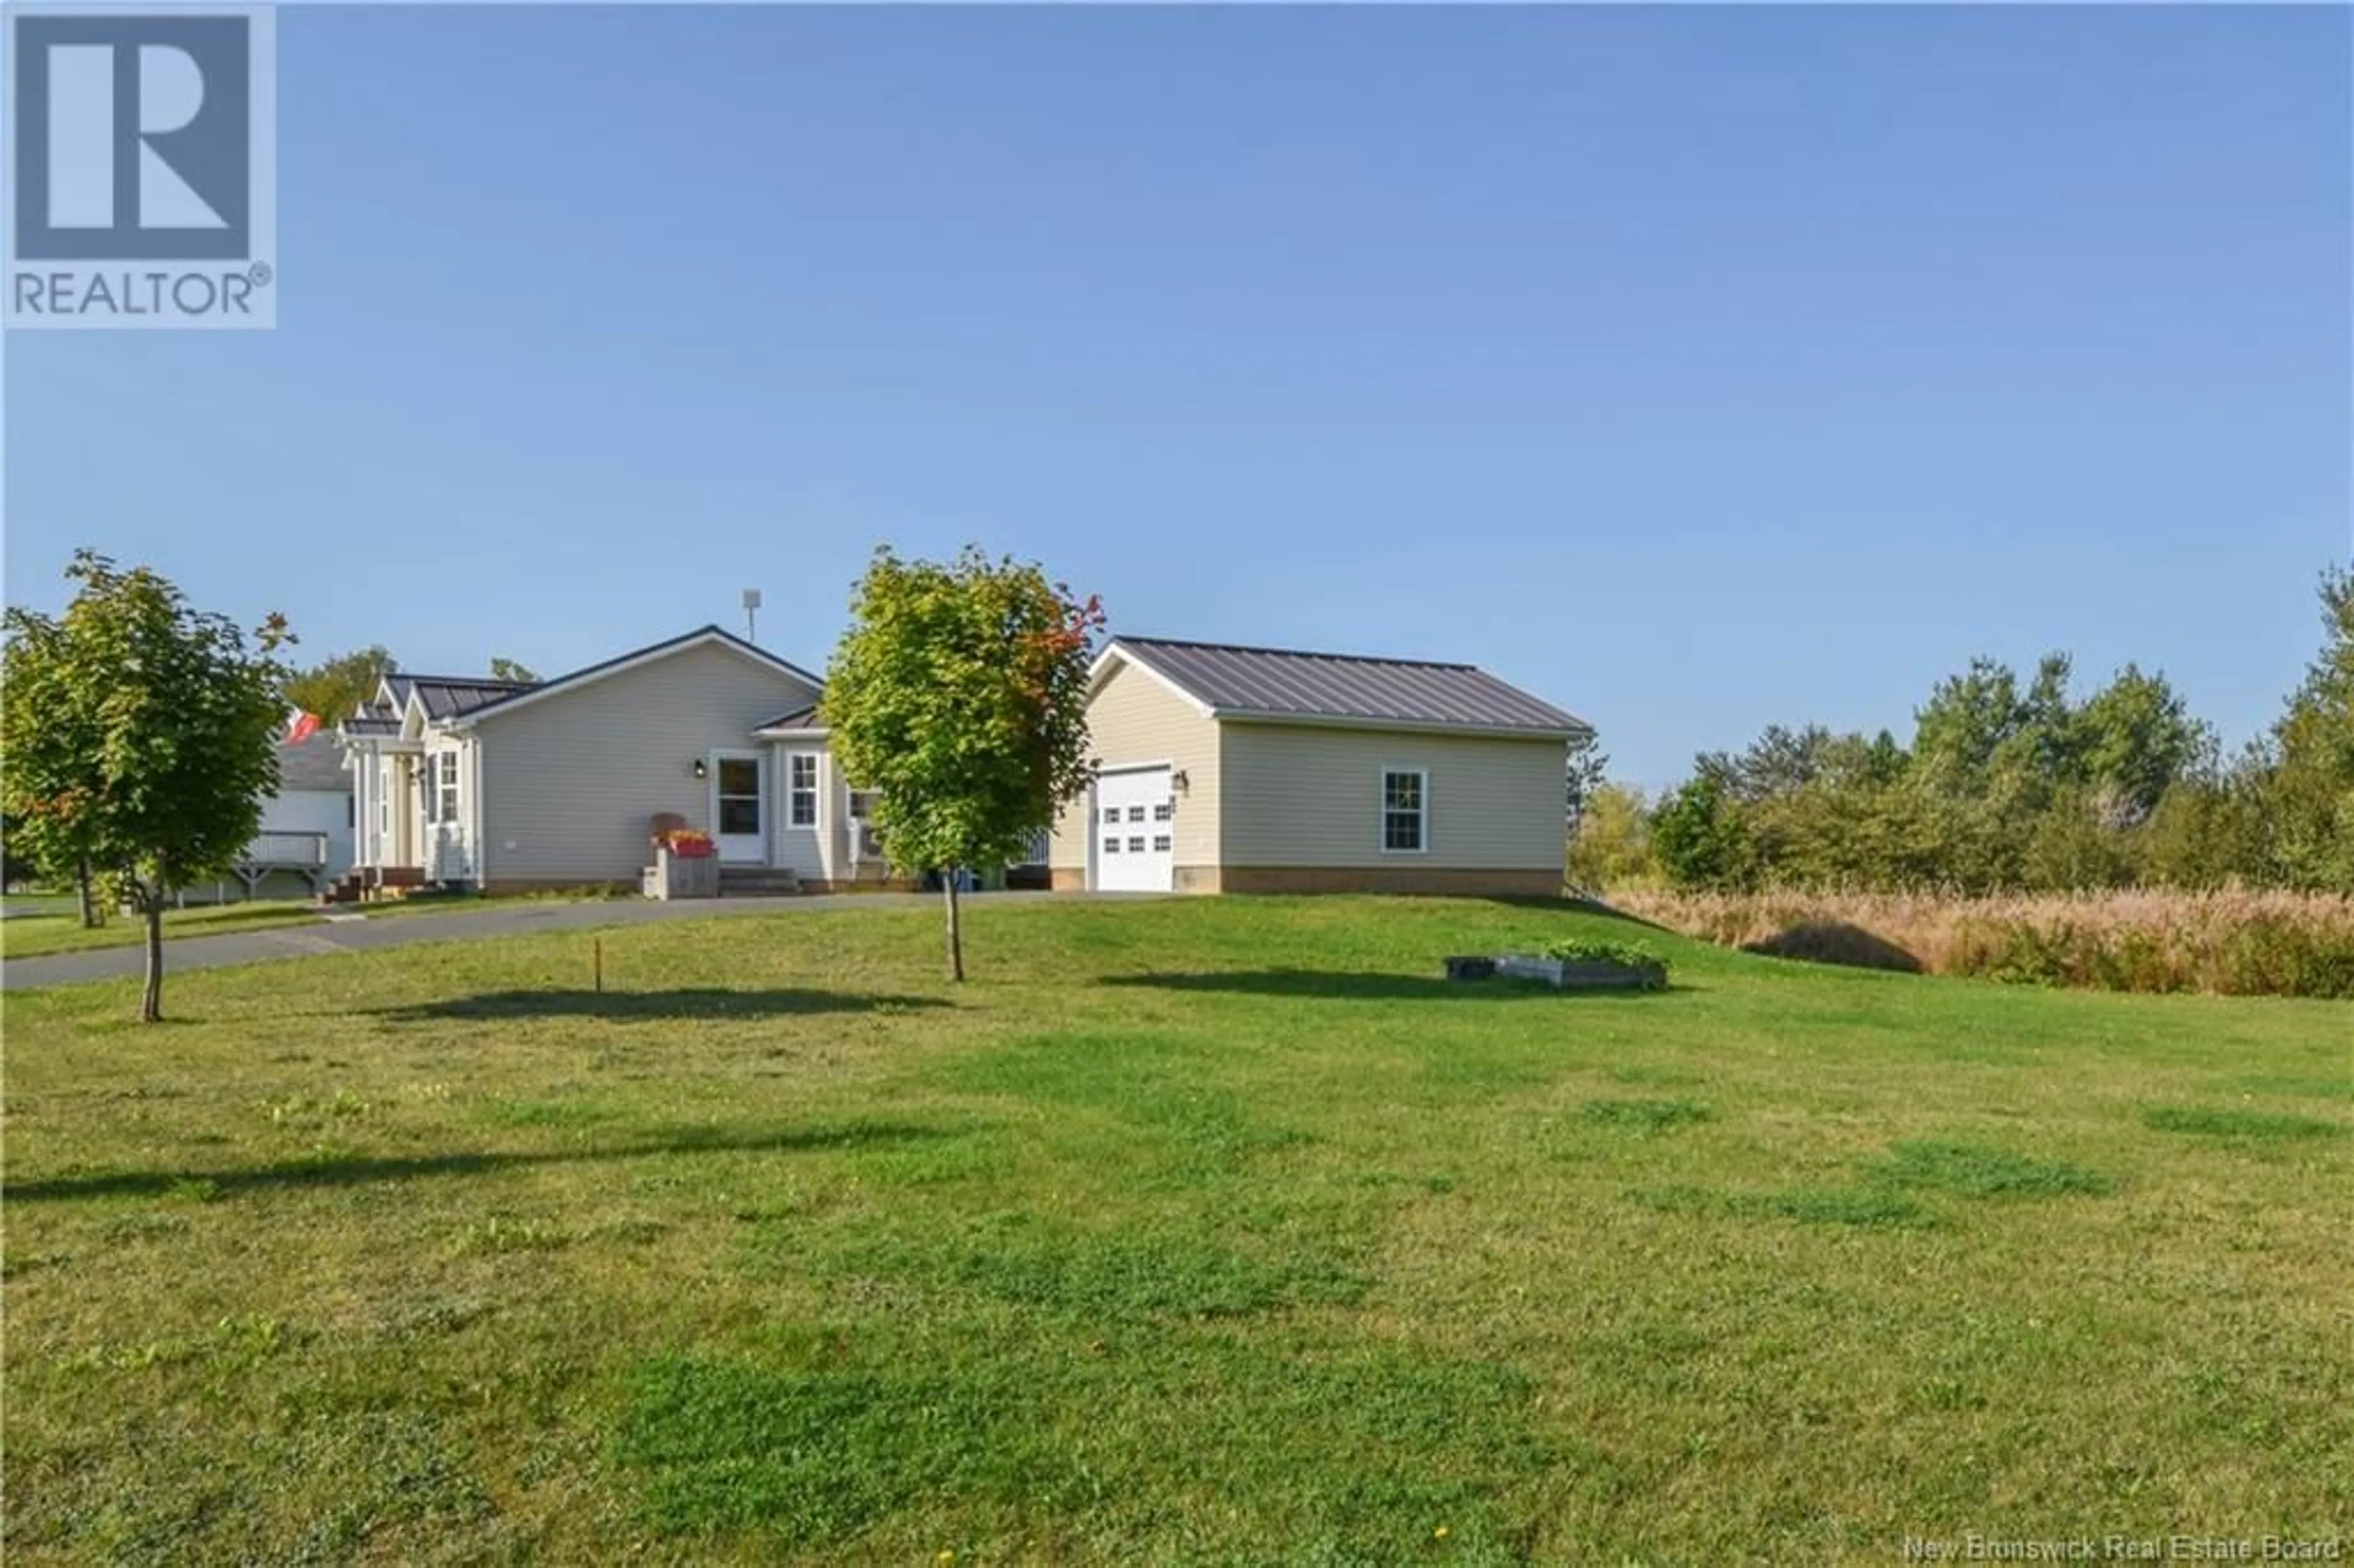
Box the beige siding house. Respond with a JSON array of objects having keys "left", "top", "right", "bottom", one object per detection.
[
  {"left": 1051, "top": 637, "right": 1588, "bottom": 896},
  {"left": 335, "top": 623, "right": 1578, "bottom": 900},
  {"left": 338, "top": 626, "right": 923, "bottom": 894}
]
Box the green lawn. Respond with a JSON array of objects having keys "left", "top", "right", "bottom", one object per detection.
[
  {"left": 4, "top": 897, "right": 2346, "bottom": 1564},
  {"left": 0, "top": 900, "right": 327, "bottom": 959}
]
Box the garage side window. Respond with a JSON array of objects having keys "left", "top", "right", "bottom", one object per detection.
[{"left": 1381, "top": 769, "right": 1427, "bottom": 853}]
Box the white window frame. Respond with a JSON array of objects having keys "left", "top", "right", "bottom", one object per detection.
[
  {"left": 787, "top": 752, "right": 820, "bottom": 829},
  {"left": 436, "top": 752, "right": 460, "bottom": 824},
  {"left": 1379, "top": 767, "right": 1429, "bottom": 855}
]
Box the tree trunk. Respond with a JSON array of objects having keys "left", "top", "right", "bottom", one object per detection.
[
  {"left": 139, "top": 895, "right": 165, "bottom": 1023},
  {"left": 943, "top": 872, "right": 965, "bottom": 984},
  {"left": 77, "top": 858, "right": 100, "bottom": 928}
]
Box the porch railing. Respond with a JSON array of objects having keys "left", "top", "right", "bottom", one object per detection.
[{"left": 238, "top": 830, "right": 329, "bottom": 868}]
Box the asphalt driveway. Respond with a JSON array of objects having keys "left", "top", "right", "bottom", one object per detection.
[{"left": 0, "top": 891, "right": 1073, "bottom": 991}]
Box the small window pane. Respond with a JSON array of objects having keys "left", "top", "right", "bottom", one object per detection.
[
  {"left": 720, "top": 798, "right": 761, "bottom": 834},
  {"left": 1127, "top": 805, "right": 1145, "bottom": 822},
  {"left": 788, "top": 753, "right": 818, "bottom": 828},
  {"left": 718, "top": 758, "right": 760, "bottom": 794},
  {"left": 1382, "top": 770, "right": 1426, "bottom": 852},
  {"left": 1103, "top": 838, "right": 1121, "bottom": 854},
  {"left": 1102, "top": 807, "right": 1120, "bottom": 824},
  {"left": 1152, "top": 803, "right": 1173, "bottom": 821},
  {"left": 1128, "top": 836, "right": 1145, "bottom": 852},
  {"left": 1151, "top": 835, "right": 1171, "bottom": 851}
]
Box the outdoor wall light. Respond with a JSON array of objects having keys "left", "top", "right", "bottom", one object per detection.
[
  {"left": 691, "top": 758, "right": 708, "bottom": 780},
  {"left": 1171, "top": 769, "right": 1190, "bottom": 791}
]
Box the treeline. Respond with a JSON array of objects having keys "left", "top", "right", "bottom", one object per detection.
[{"left": 1574, "top": 567, "right": 2354, "bottom": 896}]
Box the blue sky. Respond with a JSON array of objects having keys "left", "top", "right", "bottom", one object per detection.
[{"left": 6, "top": 6, "right": 2347, "bottom": 788}]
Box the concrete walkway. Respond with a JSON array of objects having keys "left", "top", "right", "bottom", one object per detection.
[{"left": 1, "top": 891, "right": 1072, "bottom": 991}]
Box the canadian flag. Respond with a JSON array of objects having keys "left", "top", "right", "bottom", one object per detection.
[{"left": 284, "top": 708, "right": 321, "bottom": 745}]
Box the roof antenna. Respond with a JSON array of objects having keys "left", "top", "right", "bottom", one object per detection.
[{"left": 742, "top": 588, "right": 762, "bottom": 644}]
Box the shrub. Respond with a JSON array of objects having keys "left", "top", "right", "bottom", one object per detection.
[
  {"left": 1541, "top": 937, "right": 1670, "bottom": 981},
  {"left": 1615, "top": 888, "right": 2354, "bottom": 999}
]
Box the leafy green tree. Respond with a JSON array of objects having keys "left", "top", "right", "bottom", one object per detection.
[
  {"left": 2136, "top": 751, "right": 2269, "bottom": 889},
  {"left": 2264, "top": 566, "right": 2354, "bottom": 891},
  {"left": 489, "top": 657, "right": 539, "bottom": 683},
  {"left": 1563, "top": 736, "right": 1610, "bottom": 837},
  {"left": 1650, "top": 774, "right": 1748, "bottom": 891},
  {"left": 1737, "top": 723, "right": 1836, "bottom": 801},
  {"left": 2022, "top": 786, "right": 2131, "bottom": 890},
  {"left": 1912, "top": 656, "right": 2026, "bottom": 788},
  {"left": 2076, "top": 664, "right": 2200, "bottom": 828},
  {"left": 1567, "top": 782, "right": 1653, "bottom": 892},
  {"left": 2, "top": 606, "right": 109, "bottom": 926},
  {"left": 284, "top": 644, "right": 395, "bottom": 727},
  {"left": 2, "top": 552, "right": 292, "bottom": 1021},
  {"left": 821, "top": 547, "right": 1103, "bottom": 980},
  {"left": 2009, "top": 652, "right": 2083, "bottom": 788}
]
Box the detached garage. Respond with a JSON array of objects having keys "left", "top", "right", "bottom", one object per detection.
[{"left": 1049, "top": 637, "right": 1590, "bottom": 896}]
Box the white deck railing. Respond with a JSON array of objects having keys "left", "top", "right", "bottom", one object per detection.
[{"left": 239, "top": 830, "right": 329, "bottom": 868}]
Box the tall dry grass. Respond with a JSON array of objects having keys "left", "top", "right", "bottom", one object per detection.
[{"left": 1612, "top": 888, "right": 2354, "bottom": 999}]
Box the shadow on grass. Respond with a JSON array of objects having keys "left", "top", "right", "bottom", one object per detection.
[
  {"left": 1483, "top": 893, "right": 1683, "bottom": 935},
  {"left": 1103, "top": 969, "right": 1678, "bottom": 1002},
  {"left": 7, "top": 1120, "right": 966, "bottom": 1204},
  {"left": 1738, "top": 921, "right": 1923, "bottom": 974},
  {"left": 368, "top": 987, "right": 948, "bottom": 1022}
]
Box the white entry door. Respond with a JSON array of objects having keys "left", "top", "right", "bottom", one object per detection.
[
  {"left": 1094, "top": 766, "right": 1174, "bottom": 892},
  {"left": 709, "top": 750, "right": 767, "bottom": 864}
]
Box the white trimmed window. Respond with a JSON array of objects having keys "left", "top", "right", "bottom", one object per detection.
[
  {"left": 437, "top": 753, "right": 459, "bottom": 822},
  {"left": 788, "top": 753, "right": 819, "bottom": 828},
  {"left": 1381, "top": 769, "right": 1427, "bottom": 853}
]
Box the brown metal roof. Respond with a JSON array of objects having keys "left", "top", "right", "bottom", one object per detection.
[{"left": 1112, "top": 636, "right": 1586, "bottom": 736}]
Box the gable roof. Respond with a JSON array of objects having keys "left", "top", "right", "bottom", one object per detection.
[
  {"left": 388, "top": 674, "right": 541, "bottom": 720},
  {"left": 1106, "top": 636, "right": 1588, "bottom": 739},
  {"left": 275, "top": 732, "right": 352, "bottom": 791},
  {"left": 756, "top": 703, "right": 822, "bottom": 731},
  {"left": 443, "top": 625, "right": 822, "bottom": 728}
]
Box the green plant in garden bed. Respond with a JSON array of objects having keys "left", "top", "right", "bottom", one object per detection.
[
  {"left": 1541, "top": 936, "right": 1672, "bottom": 986},
  {"left": 1541, "top": 936, "right": 1667, "bottom": 969}
]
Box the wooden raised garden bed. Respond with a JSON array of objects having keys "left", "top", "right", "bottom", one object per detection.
[
  {"left": 1445, "top": 943, "right": 1670, "bottom": 992},
  {"left": 1493, "top": 953, "right": 1667, "bottom": 991}
]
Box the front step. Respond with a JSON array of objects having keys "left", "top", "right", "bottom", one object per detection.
[{"left": 717, "top": 866, "right": 801, "bottom": 897}]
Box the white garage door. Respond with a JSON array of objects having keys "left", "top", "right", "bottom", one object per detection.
[{"left": 1094, "top": 766, "right": 1175, "bottom": 892}]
